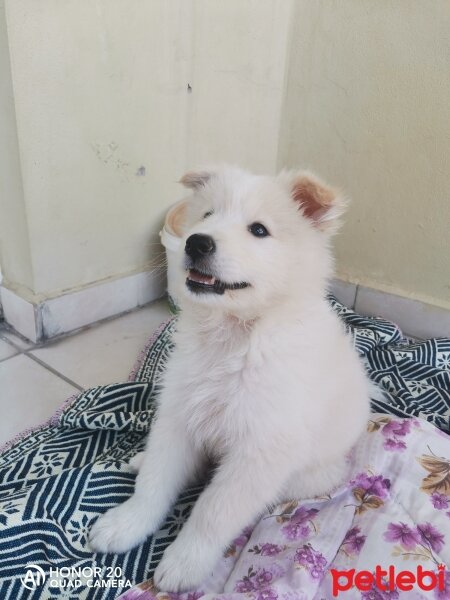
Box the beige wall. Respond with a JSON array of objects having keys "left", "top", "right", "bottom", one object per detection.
[
  {"left": 1, "top": 1, "right": 449, "bottom": 309},
  {"left": 0, "top": 0, "right": 33, "bottom": 291},
  {"left": 2, "top": 0, "right": 292, "bottom": 300},
  {"left": 279, "top": 1, "right": 450, "bottom": 309}
]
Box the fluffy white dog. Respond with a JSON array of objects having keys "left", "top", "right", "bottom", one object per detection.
[{"left": 90, "top": 166, "right": 371, "bottom": 591}]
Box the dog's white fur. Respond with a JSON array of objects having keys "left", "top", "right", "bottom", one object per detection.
[{"left": 90, "top": 166, "right": 370, "bottom": 591}]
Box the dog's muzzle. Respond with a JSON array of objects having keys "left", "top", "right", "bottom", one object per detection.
[{"left": 184, "top": 234, "right": 249, "bottom": 295}]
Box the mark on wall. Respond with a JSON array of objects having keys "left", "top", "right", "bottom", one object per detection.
[
  {"left": 91, "top": 141, "right": 118, "bottom": 164},
  {"left": 90, "top": 141, "right": 145, "bottom": 183}
]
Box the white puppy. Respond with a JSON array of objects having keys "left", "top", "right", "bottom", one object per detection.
[{"left": 90, "top": 166, "right": 370, "bottom": 591}]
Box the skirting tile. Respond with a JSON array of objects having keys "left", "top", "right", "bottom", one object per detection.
[
  {"left": 1, "top": 269, "right": 165, "bottom": 342},
  {"left": 355, "top": 286, "right": 450, "bottom": 339}
]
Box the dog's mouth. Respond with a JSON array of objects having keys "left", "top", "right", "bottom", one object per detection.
[{"left": 186, "top": 269, "right": 250, "bottom": 295}]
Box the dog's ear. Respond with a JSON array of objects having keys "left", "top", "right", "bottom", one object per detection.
[
  {"left": 281, "top": 171, "right": 347, "bottom": 234},
  {"left": 179, "top": 170, "right": 211, "bottom": 190}
]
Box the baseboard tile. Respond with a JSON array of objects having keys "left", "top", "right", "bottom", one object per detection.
[
  {"left": 329, "top": 279, "right": 357, "bottom": 309},
  {"left": 0, "top": 287, "right": 39, "bottom": 342},
  {"left": 0, "top": 270, "right": 166, "bottom": 342},
  {"left": 329, "top": 279, "right": 450, "bottom": 339},
  {"left": 354, "top": 285, "right": 450, "bottom": 340}
]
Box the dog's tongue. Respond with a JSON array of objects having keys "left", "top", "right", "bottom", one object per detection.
[{"left": 188, "top": 270, "right": 215, "bottom": 285}]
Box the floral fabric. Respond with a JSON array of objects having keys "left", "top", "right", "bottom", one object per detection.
[{"left": 119, "top": 415, "right": 450, "bottom": 600}]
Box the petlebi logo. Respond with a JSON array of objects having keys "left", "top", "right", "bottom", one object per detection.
[
  {"left": 331, "top": 564, "right": 447, "bottom": 597},
  {"left": 21, "top": 564, "right": 46, "bottom": 590}
]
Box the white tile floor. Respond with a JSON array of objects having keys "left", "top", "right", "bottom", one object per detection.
[{"left": 0, "top": 298, "right": 171, "bottom": 447}]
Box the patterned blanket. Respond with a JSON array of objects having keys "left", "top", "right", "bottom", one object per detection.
[
  {"left": 0, "top": 297, "right": 449, "bottom": 599},
  {"left": 120, "top": 414, "right": 450, "bottom": 600}
]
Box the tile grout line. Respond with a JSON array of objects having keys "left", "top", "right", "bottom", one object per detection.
[
  {"left": 0, "top": 352, "right": 21, "bottom": 364},
  {"left": 0, "top": 333, "right": 31, "bottom": 351},
  {"left": 24, "top": 351, "right": 85, "bottom": 392},
  {"left": 0, "top": 334, "right": 22, "bottom": 363}
]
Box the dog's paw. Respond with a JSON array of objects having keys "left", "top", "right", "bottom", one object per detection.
[
  {"left": 89, "top": 500, "right": 150, "bottom": 554},
  {"left": 153, "top": 536, "right": 217, "bottom": 592},
  {"left": 128, "top": 451, "right": 145, "bottom": 473}
]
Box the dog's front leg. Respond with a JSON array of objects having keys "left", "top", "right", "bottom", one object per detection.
[
  {"left": 153, "top": 446, "right": 291, "bottom": 592},
  {"left": 90, "top": 414, "right": 203, "bottom": 554}
]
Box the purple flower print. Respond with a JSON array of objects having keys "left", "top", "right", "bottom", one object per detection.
[
  {"left": 416, "top": 522, "right": 445, "bottom": 553},
  {"left": 235, "top": 568, "right": 273, "bottom": 593},
  {"left": 235, "top": 578, "right": 255, "bottom": 593},
  {"left": 351, "top": 473, "right": 391, "bottom": 499},
  {"left": 379, "top": 419, "right": 414, "bottom": 452},
  {"left": 385, "top": 521, "right": 445, "bottom": 565},
  {"left": 232, "top": 533, "right": 249, "bottom": 547},
  {"left": 431, "top": 492, "right": 449, "bottom": 510},
  {"left": 382, "top": 419, "right": 411, "bottom": 437},
  {"left": 361, "top": 589, "right": 399, "bottom": 600},
  {"left": 259, "top": 543, "right": 283, "bottom": 556},
  {"left": 167, "top": 590, "right": 205, "bottom": 600},
  {"left": 254, "top": 569, "right": 273, "bottom": 588},
  {"left": 383, "top": 438, "right": 406, "bottom": 452},
  {"left": 349, "top": 473, "right": 391, "bottom": 514},
  {"left": 226, "top": 525, "right": 254, "bottom": 557},
  {"left": 291, "top": 506, "right": 319, "bottom": 523},
  {"left": 434, "top": 569, "right": 450, "bottom": 600},
  {"left": 168, "top": 593, "right": 203, "bottom": 600},
  {"left": 294, "top": 544, "right": 327, "bottom": 579},
  {"left": 343, "top": 527, "right": 359, "bottom": 542},
  {"left": 383, "top": 522, "right": 419, "bottom": 550},
  {"left": 233, "top": 525, "right": 253, "bottom": 547},
  {"left": 282, "top": 522, "right": 310, "bottom": 541},
  {"left": 281, "top": 506, "right": 318, "bottom": 541},
  {"left": 290, "top": 506, "right": 319, "bottom": 523},
  {"left": 256, "top": 589, "right": 278, "bottom": 600},
  {"left": 186, "top": 593, "right": 203, "bottom": 600},
  {"left": 342, "top": 526, "right": 366, "bottom": 554}
]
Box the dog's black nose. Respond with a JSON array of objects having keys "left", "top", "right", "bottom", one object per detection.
[{"left": 185, "top": 234, "right": 216, "bottom": 259}]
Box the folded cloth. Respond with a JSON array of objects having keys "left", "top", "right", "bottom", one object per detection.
[{"left": 119, "top": 413, "right": 450, "bottom": 599}]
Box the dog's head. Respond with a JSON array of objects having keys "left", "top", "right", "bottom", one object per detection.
[{"left": 177, "top": 165, "right": 346, "bottom": 317}]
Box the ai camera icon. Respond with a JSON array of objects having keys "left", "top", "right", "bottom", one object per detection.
[{"left": 21, "top": 564, "right": 46, "bottom": 590}]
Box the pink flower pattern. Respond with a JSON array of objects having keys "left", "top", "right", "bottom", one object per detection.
[
  {"left": 249, "top": 543, "right": 284, "bottom": 556},
  {"left": 369, "top": 417, "right": 418, "bottom": 453},
  {"left": 384, "top": 520, "right": 445, "bottom": 562},
  {"left": 383, "top": 522, "right": 420, "bottom": 550},
  {"left": 434, "top": 570, "right": 450, "bottom": 600},
  {"left": 281, "top": 506, "right": 319, "bottom": 541},
  {"left": 119, "top": 414, "right": 450, "bottom": 600},
  {"left": 294, "top": 544, "right": 327, "bottom": 579},
  {"left": 340, "top": 526, "right": 367, "bottom": 555},
  {"left": 431, "top": 492, "right": 449, "bottom": 510},
  {"left": 235, "top": 567, "right": 273, "bottom": 593},
  {"left": 350, "top": 473, "right": 391, "bottom": 499}
]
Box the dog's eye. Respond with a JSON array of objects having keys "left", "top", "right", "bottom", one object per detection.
[
  {"left": 249, "top": 222, "right": 270, "bottom": 237},
  {"left": 203, "top": 211, "right": 213, "bottom": 219}
]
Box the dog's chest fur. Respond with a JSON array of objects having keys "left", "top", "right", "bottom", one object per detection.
[{"left": 176, "top": 317, "right": 259, "bottom": 456}]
